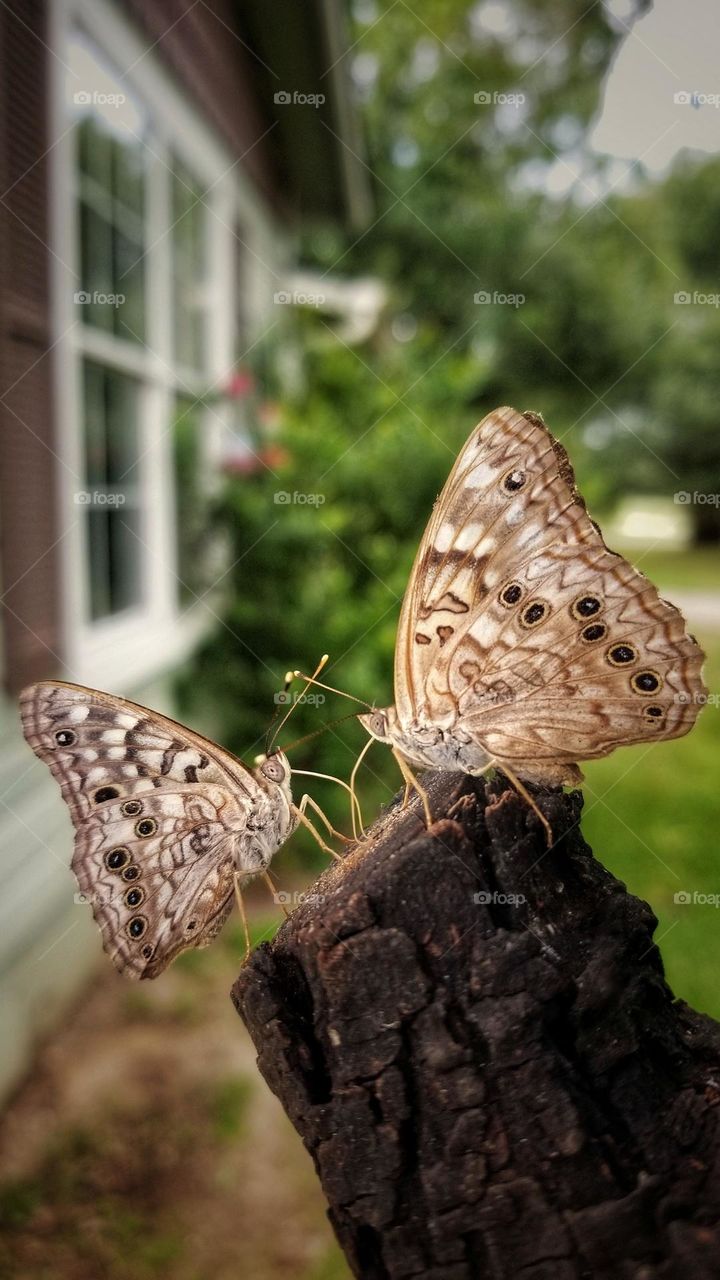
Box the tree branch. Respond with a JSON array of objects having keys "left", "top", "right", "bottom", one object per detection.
[{"left": 232, "top": 772, "right": 720, "bottom": 1279}]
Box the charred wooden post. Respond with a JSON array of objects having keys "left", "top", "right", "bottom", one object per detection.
[{"left": 232, "top": 772, "right": 720, "bottom": 1279}]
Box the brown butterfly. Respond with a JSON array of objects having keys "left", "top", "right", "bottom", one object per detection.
[
  {"left": 19, "top": 681, "right": 339, "bottom": 978},
  {"left": 351, "top": 406, "right": 706, "bottom": 829}
]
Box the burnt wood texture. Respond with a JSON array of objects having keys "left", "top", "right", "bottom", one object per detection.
[{"left": 233, "top": 772, "right": 720, "bottom": 1279}]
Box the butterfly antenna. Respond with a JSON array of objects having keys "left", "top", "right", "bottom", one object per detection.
[
  {"left": 267, "top": 654, "right": 329, "bottom": 754},
  {"left": 263, "top": 681, "right": 290, "bottom": 755},
  {"left": 291, "top": 669, "right": 371, "bottom": 710}
]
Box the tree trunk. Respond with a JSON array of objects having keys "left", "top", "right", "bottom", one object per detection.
[{"left": 232, "top": 772, "right": 720, "bottom": 1279}]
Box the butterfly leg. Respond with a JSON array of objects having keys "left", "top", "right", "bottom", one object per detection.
[
  {"left": 392, "top": 749, "right": 433, "bottom": 827},
  {"left": 493, "top": 762, "right": 553, "bottom": 847},
  {"left": 262, "top": 869, "right": 290, "bottom": 919},
  {"left": 292, "top": 767, "right": 363, "bottom": 841},
  {"left": 294, "top": 796, "right": 345, "bottom": 862},
  {"left": 233, "top": 871, "right": 252, "bottom": 961},
  {"left": 348, "top": 738, "right": 373, "bottom": 838}
]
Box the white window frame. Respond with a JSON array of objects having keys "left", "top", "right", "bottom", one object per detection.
[{"left": 47, "top": 0, "right": 285, "bottom": 691}]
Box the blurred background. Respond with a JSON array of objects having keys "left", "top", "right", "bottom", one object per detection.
[{"left": 0, "top": 0, "right": 718, "bottom": 1275}]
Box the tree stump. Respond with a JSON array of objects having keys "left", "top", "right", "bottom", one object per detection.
[{"left": 231, "top": 772, "right": 720, "bottom": 1279}]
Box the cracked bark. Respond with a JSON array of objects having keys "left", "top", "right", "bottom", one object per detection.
[{"left": 231, "top": 772, "right": 720, "bottom": 1280}]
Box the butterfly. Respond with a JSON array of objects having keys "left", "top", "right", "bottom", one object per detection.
[
  {"left": 19, "top": 681, "right": 334, "bottom": 979},
  {"left": 353, "top": 406, "right": 706, "bottom": 827}
]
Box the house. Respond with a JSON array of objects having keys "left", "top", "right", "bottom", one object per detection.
[{"left": 0, "top": 0, "right": 370, "bottom": 1101}]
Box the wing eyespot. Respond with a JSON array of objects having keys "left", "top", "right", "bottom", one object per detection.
[
  {"left": 124, "top": 886, "right": 144, "bottom": 908},
  {"left": 135, "top": 817, "right": 157, "bottom": 838},
  {"left": 121, "top": 799, "right": 143, "bottom": 817},
  {"left": 105, "top": 847, "right": 130, "bottom": 871},
  {"left": 499, "top": 582, "right": 523, "bottom": 607},
  {"left": 519, "top": 600, "right": 549, "bottom": 628},
  {"left": 631, "top": 670, "right": 662, "bottom": 695},
  {"left": 121, "top": 865, "right": 140, "bottom": 882},
  {"left": 141, "top": 943, "right": 154, "bottom": 960},
  {"left": 606, "top": 643, "right": 637, "bottom": 667},
  {"left": 581, "top": 623, "right": 606, "bottom": 643},
  {"left": 94, "top": 786, "right": 119, "bottom": 804},
  {"left": 644, "top": 705, "right": 665, "bottom": 725},
  {"left": 571, "top": 594, "right": 603, "bottom": 620},
  {"left": 127, "top": 916, "right": 147, "bottom": 939},
  {"left": 501, "top": 468, "right": 526, "bottom": 493},
  {"left": 54, "top": 729, "right": 76, "bottom": 747}
]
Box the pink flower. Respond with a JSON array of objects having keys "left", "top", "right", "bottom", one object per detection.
[{"left": 226, "top": 369, "right": 255, "bottom": 399}]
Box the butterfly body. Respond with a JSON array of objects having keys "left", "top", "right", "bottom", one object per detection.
[
  {"left": 20, "top": 682, "right": 297, "bottom": 978},
  {"left": 361, "top": 707, "right": 494, "bottom": 774},
  {"left": 361, "top": 407, "right": 706, "bottom": 791}
]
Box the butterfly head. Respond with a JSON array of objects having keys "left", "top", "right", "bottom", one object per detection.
[
  {"left": 358, "top": 706, "right": 398, "bottom": 745},
  {"left": 254, "top": 750, "right": 293, "bottom": 798}
]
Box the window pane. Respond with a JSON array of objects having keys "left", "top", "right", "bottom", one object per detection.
[
  {"left": 171, "top": 163, "right": 207, "bottom": 371},
  {"left": 72, "top": 37, "right": 146, "bottom": 343},
  {"left": 78, "top": 115, "right": 112, "bottom": 189},
  {"left": 82, "top": 361, "right": 143, "bottom": 621}
]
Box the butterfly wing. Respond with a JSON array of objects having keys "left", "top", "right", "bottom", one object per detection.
[
  {"left": 395, "top": 407, "right": 706, "bottom": 782},
  {"left": 19, "top": 682, "right": 275, "bottom": 977}
]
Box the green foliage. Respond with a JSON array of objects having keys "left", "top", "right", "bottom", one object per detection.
[{"left": 181, "top": 0, "right": 720, "bottom": 920}]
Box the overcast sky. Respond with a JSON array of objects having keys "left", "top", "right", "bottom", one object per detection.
[{"left": 591, "top": 0, "right": 720, "bottom": 173}]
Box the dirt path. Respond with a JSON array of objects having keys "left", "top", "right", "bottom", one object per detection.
[{"left": 0, "top": 910, "right": 349, "bottom": 1280}]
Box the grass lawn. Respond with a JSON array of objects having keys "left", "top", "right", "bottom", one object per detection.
[
  {"left": 619, "top": 544, "right": 720, "bottom": 592},
  {"left": 582, "top": 626, "right": 720, "bottom": 1017}
]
